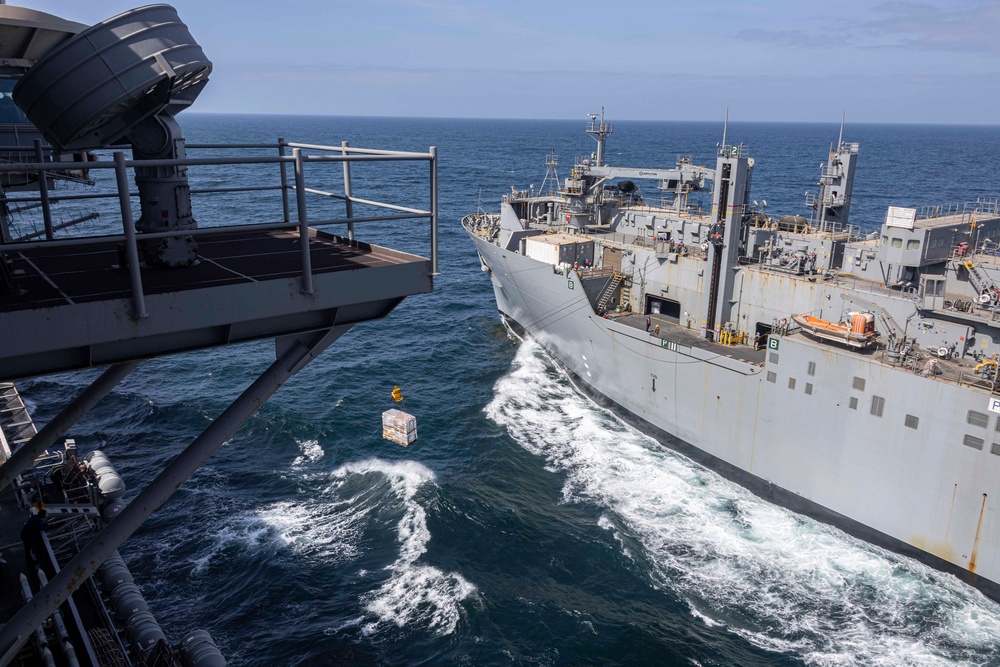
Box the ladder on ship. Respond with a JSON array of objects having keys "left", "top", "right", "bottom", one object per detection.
[
  {"left": 0, "top": 383, "right": 37, "bottom": 459},
  {"left": 963, "top": 260, "right": 998, "bottom": 302},
  {"left": 596, "top": 272, "right": 625, "bottom": 312}
]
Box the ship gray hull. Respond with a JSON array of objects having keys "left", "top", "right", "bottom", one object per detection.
[{"left": 469, "top": 229, "right": 1000, "bottom": 600}]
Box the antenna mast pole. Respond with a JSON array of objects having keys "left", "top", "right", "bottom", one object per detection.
[
  {"left": 586, "top": 107, "right": 613, "bottom": 167},
  {"left": 721, "top": 109, "right": 729, "bottom": 151}
]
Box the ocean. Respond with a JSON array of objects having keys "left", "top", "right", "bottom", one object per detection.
[{"left": 14, "top": 114, "right": 1000, "bottom": 666}]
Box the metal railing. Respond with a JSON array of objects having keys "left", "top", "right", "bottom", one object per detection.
[
  {"left": 0, "top": 139, "right": 439, "bottom": 318},
  {"left": 916, "top": 198, "right": 1000, "bottom": 222},
  {"left": 717, "top": 143, "right": 749, "bottom": 158}
]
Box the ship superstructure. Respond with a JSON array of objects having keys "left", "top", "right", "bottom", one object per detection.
[
  {"left": 464, "top": 110, "right": 1000, "bottom": 601},
  {"left": 0, "top": 3, "right": 437, "bottom": 665}
]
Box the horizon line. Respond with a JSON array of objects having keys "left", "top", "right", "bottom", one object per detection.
[{"left": 184, "top": 111, "right": 1000, "bottom": 128}]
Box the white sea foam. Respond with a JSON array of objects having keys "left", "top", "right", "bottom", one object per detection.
[
  {"left": 290, "top": 438, "right": 324, "bottom": 468},
  {"left": 486, "top": 340, "right": 1000, "bottom": 666},
  {"left": 256, "top": 497, "right": 364, "bottom": 563},
  {"left": 326, "top": 458, "right": 476, "bottom": 636},
  {"left": 187, "top": 493, "right": 365, "bottom": 575},
  {"left": 187, "top": 456, "right": 473, "bottom": 636}
]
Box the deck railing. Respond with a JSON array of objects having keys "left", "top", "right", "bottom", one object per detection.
[
  {"left": 916, "top": 197, "right": 1000, "bottom": 222},
  {"left": 0, "top": 140, "right": 438, "bottom": 318}
]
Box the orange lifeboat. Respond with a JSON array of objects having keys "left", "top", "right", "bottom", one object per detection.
[{"left": 791, "top": 312, "right": 876, "bottom": 349}]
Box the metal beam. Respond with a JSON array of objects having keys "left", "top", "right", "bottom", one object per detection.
[
  {"left": 430, "top": 146, "right": 439, "bottom": 277},
  {"left": 0, "top": 361, "right": 140, "bottom": 490},
  {"left": 33, "top": 140, "right": 53, "bottom": 241},
  {"left": 293, "top": 147, "right": 313, "bottom": 295},
  {"left": 342, "top": 141, "right": 354, "bottom": 241},
  {"left": 113, "top": 152, "right": 147, "bottom": 319},
  {"left": 0, "top": 326, "right": 348, "bottom": 664}
]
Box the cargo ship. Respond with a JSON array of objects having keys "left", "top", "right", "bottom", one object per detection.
[{"left": 464, "top": 110, "right": 1000, "bottom": 600}]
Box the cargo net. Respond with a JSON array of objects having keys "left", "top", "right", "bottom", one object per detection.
[{"left": 88, "top": 628, "right": 127, "bottom": 667}]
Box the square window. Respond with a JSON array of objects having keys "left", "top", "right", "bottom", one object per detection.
[
  {"left": 852, "top": 377, "right": 865, "bottom": 391},
  {"left": 849, "top": 397, "right": 858, "bottom": 410},
  {"left": 770, "top": 353, "right": 779, "bottom": 365},
  {"left": 805, "top": 383, "right": 813, "bottom": 395},
  {"left": 964, "top": 434, "right": 985, "bottom": 450},
  {"left": 905, "top": 414, "right": 919, "bottom": 429},
  {"left": 766, "top": 371, "right": 776, "bottom": 383},
  {"left": 788, "top": 378, "right": 796, "bottom": 390},
  {"left": 992, "top": 443, "right": 1000, "bottom": 456},
  {"left": 807, "top": 361, "right": 816, "bottom": 376},
  {"left": 968, "top": 410, "right": 989, "bottom": 428},
  {"left": 871, "top": 395, "right": 885, "bottom": 417}
]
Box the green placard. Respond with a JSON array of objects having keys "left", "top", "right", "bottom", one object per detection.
[
  {"left": 768, "top": 337, "right": 779, "bottom": 350},
  {"left": 568, "top": 280, "right": 574, "bottom": 290}
]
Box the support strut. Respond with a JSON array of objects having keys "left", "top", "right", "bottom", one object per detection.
[
  {"left": 0, "top": 326, "right": 347, "bottom": 665},
  {"left": 0, "top": 361, "right": 141, "bottom": 491}
]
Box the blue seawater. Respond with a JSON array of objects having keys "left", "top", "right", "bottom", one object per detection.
[{"left": 16, "top": 114, "right": 1000, "bottom": 666}]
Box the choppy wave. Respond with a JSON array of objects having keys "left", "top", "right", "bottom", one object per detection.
[
  {"left": 326, "top": 458, "right": 477, "bottom": 637},
  {"left": 486, "top": 340, "right": 1000, "bottom": 666},
  {"left": 162, "top": 455, "right": 474, "bottom": 644}
]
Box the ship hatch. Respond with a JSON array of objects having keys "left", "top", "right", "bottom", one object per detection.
[{"left": 646, "top": 295, "right": 680, "bottom": 323}]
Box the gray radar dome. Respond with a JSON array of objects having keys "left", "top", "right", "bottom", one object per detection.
[{"left": 13, "top": 3, "right": 211, "bottom": 152}]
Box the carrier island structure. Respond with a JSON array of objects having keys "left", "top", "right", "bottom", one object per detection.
[
  {"left": 464, "top": 112, "right": 1000, "bottom": 601},
  {"left": 0, "top": 3, "right": 437, "bottom": 665}
]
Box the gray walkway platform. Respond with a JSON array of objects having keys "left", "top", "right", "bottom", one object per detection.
[
  {"left": 0, "top": 228, "right": 433, "bottom": 379},
  {"left": 1, "top": 228, "right": 414, "bottom": 313},
  {"left": 614, "top": 312, "right": 767, "bottom": 364}
]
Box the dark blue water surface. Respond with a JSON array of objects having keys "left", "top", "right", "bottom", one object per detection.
[{"left": 17, "top": 115, "right": 1000, "bottom": 666}]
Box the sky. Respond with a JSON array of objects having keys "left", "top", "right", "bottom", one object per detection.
[{"left": 23, "top": 0, "right": 1000, "bottom": 124}]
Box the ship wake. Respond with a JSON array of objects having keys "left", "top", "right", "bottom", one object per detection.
[{"left": 487, "top": 340, "right": 1000, "bottom": 666}]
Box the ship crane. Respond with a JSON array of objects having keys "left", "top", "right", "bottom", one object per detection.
[{"left": 586, "top": 164, "right": 712, "bottom": 192}]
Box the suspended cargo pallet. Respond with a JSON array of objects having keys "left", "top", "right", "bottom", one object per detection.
[{"left": 382, "top": 409, "right": 417, "bottom": 446}]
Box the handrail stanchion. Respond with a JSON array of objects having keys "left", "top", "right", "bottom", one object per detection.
[
  {"left": 33, "top": 139, "right": 53, "bottom": 241},
  {"left": 113, "top": 152, "right": 147, "bottom": 318},
  {"left": 278, "top": 137, "right": 290, "bottom": 223},
  {"left": 0, "top": 192, "right": 9, "bottom": 243},
  {"left": 293, "top": 148, "right": 314, "bottom": 295},
  {"left": 430, "top": 146, "right": 439, "bottom": 276},
  {"left": 342, "top": 141, "right": 354, "bottom": 241}
]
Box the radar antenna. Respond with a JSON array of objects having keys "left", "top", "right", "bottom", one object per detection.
[{"left": 13, "top": 5, "right": 212, "bottom": 267}]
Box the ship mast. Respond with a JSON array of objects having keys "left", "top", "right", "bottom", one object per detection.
[
  {"left": 586, "top": 107, "right": 613, "bottom": 167},
  {"left": 539, "top": 149, "right": 559, "bottom": 196}
]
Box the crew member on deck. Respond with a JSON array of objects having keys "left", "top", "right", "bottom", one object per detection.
[{"left": 21, "top": 504, "right": 48, "bottom": 570}]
